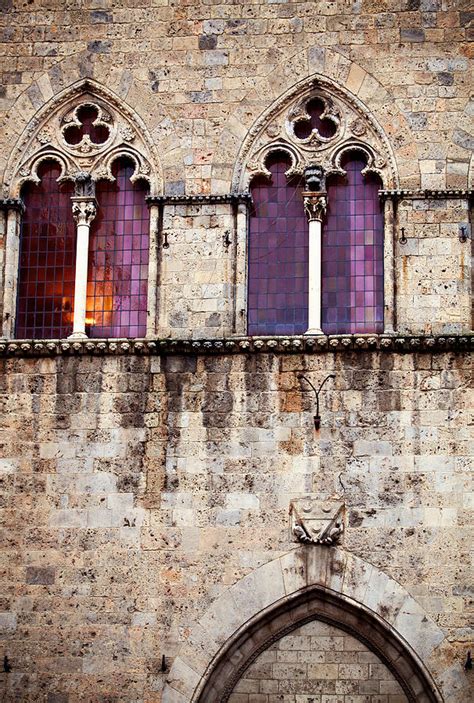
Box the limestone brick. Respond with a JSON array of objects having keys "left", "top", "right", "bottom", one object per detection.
[
  {"left": 0, "top": 349, "right": 470, "bottom": 700},
  {"left": 230, "top": 620, "right": 408, "bottom": 702}
]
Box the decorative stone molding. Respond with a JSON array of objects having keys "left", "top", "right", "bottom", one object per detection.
[
  {"left": 0, "top": 198, "right": 25, "bottom": 213},
  {"left": 232, "top": 74, "right": 398, "bottom": 191},
  {"left": 379, "top": 188, "right": 473, "bottom": 200},
  {"left": 73, "top": 171, "right": 96, "bottom": 198},
  {"left": 146, "top": 192, "right": 252, "bottom": 206},
  {"left": 0, "top": 334, "right": 471, "bottom": 358},
  {"left": 290, "top": 497, "right": 344, "bottom": 546},
  {"left": 4, "top": 79, "right": 162, "bottom": 198}
]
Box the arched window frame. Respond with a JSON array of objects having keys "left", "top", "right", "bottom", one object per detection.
[
  {"left": 1, "top": 80, "right": 162, "bottom": 340},
  {"left": 233, "top": 78, "right": 398, "bottom": 337}
]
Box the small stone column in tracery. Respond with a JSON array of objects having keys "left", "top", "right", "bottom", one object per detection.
[
  {"left": 69, "top": 173, "right": 97, "bottom": 339},
  {"left": 303, "top": 165, "right": 327, "bottom": 335}
]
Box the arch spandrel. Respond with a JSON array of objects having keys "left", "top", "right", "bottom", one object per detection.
[
  {"left": 4, "top": 78, "right": 163, "bottom": 198},
  {"left": 162, "top": 547, "right": 469, "bottom": 703},
  {"left": 208, "top": 47, "right": 421, "bottom": 193},
  {"left": 232, "top": 73, "right": 399, "bottom": 192}
]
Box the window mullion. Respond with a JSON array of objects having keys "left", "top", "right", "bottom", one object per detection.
[
  {"left": 69, "top": 174, "right": 97, "bottom": 340},
  {"left": 303, "top": 189, "right": 327, "bottom": 336}
]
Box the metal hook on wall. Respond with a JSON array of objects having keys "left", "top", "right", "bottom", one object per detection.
[
  {"left": 297, "top": 373, "right": 336, "bottom": 431},
  {"left": 399, "top": 227, "right": 407, "bottom": 245}
]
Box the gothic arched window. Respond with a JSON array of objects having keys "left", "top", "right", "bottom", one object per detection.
[
  {"left": 87, "top": 158, "right": 150, "bottom": 338},
  {"left": 248, "top": 153, "right": 308, "bottom": 336},
  {"left": 5, "top": 86, "right": 160, "bottom": 340},
  {"left": 247, "top": 150, "right": 384, "bottom": 336},
  {"left": 236, "top": 81, "right": 396, "bottom": 338},
  {"left": 322, "top": 154, "right": 384, "bottom": 335}
]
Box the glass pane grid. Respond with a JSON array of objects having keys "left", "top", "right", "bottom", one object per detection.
[
  {"left": 248, "top": 157, "right": 308, "bottom": 336},
  {"left": 86, "top": 159, "right": 149, "bottom": 338},
  {"left": 322, "top": 158, "right": 384, "bottom": 335},
  {"left": 16, "top": 162, "right": 76, "bottom": 339}
]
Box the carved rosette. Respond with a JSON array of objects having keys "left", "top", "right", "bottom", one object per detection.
[
  {"left": 71, "top": 198, "right": 97, "bottom": 226},
  {"left": 303, "top": 192, "right": 327, "bottom": 223}
]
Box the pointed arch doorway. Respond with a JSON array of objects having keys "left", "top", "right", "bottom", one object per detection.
[{"left": 193, "top": 585, "right": 443, "bottom": 703}]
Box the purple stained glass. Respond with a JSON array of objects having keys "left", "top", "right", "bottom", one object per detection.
[
  {"left": 16, "top": 160, "right": 76, "bottom": 339},
  {"left": 248, "top": 154, "right": 307, "bottom": 336},
  {"left": 322, "top": 155, "right": 384, "bottom": 334},
  {"left": 86, "top": 158, "right": 150, "bottom": 338}
]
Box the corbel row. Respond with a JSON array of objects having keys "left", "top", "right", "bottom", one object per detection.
[{"left": 0, "top": 334, "right": 471, "bottom": 358}]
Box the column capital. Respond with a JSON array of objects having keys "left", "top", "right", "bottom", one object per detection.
[
  {"left": 303, "top": 191, "right": 327, "bottom": 223},
  {"left": 71, "top": 196, "right": 97, "bottom": 226},
  {"left": 0, "top": 198, "right": 25, "bottom": 214}
]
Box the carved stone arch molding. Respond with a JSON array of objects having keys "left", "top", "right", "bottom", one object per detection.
[
  {"left": 232, "top": 73, "right": 399, "bottom": 191},
  {"left": 162, "top": 548, "right": 469, "bottom": 703},
  {"left": 3, "top": 78, "right": 163, "bottom": 198}
]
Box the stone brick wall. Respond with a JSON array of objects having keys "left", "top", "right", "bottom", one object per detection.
[
  {"left": 396, "top": 197, "right": 471, "bottom": 334},
  {"left": 0, "top": 1, "right": 473, "bottom": 336},
  {"left": 1, "top": 1, "right": 472, "bottom": 191},
  {"left": 158, "top": 202, "right": 236, "bottom": 338},
  {"left": 0, "top": 350, "right": 471, "bottom": 700},
  {"left": 229, "top": 619, "right": 408, "bottom": 702}
]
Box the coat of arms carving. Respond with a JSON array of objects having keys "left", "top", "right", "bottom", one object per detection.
[{"left": 289, "top": 496, "right": 345, "bottom": 546}]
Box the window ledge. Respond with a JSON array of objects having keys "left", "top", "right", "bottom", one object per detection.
[{"left": 1, "top": 334, "right": 472, "bottom": 358}]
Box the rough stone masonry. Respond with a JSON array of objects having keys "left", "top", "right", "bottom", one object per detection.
[{"left": 0, "top": 1, "right": 472, "bottom": 702}]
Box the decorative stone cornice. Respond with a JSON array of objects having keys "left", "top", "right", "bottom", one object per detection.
[
  {"left": 379, "top": 188, "right": 473, "bottom": 200},
  {"left": 0, "top": 198, "right": 25, "bottom": 213},
  {"left": 0, "top": 334, "right": 471, "bottom": 358},
  {"left": 146, "top": 192, "right": 252, "bottom": 206}
]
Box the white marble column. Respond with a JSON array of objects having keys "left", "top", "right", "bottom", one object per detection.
[
  {"left": 69, "top": 196, "right": 97, "bottom": 339},
  {"left": 303, "top": 191, "right": 327, "bottom": 335},
  {"left": 1, "top": 201, "right": 23, "bottom": 339},
  {"left": 383, "top": 197, "right": 395, "bottom": 334}
]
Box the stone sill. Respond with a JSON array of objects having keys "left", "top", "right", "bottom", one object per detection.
[{"left": 0, "top": 334, "right": 472, "bottom": 358}]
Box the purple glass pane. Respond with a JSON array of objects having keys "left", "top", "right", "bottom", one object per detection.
[
  {"left": 322, "top": 156, "right": 383, "bottom": 334},
  {"left": 16, "top": 161, "right": 76, "bottom": 339},
  {"left": 248, "top": 155, "right": 307, "bottom": 336},
  {"left": 87, "top": 158, "right": 150, "bottom": 338}
]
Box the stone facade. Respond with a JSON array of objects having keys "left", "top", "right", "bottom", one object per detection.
[{"left": 0, "top": 1, "right": 473, "bottom": 703}]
